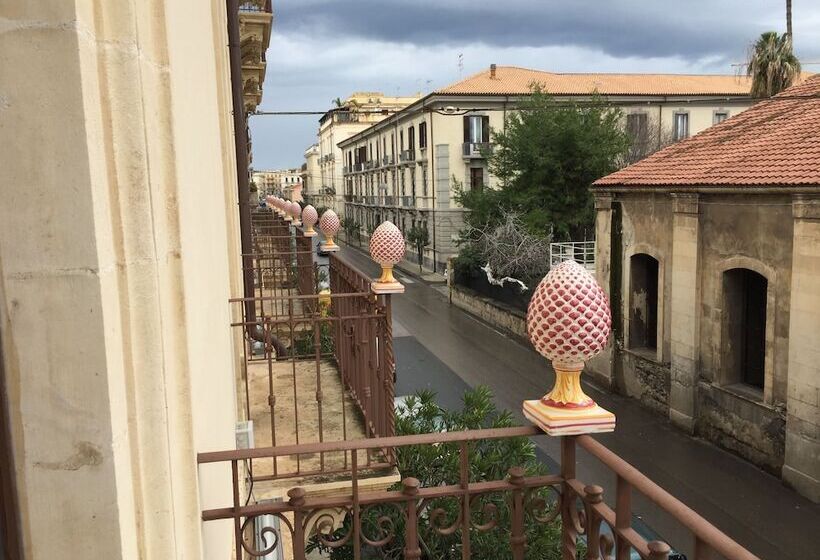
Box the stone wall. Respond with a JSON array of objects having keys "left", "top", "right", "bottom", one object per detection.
[{"left": 450, "top": 285, "right": 528, "bottom": 340}]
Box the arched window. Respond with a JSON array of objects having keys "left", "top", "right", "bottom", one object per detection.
[
  {"left": 723, "top": 268, "right": 767, "bottom": 390},
  {"left": 629, "top": 254, "right": 659, "bottom": 350}
]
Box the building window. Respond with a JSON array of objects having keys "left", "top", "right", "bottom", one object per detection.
[
  {"left": 629, "top": 254, "right": 659, "bottom": 351},
  {"left": 464, "top": 115, "right": 490, "bottom": 144},
  {"left": 419, "top": 121, "right": 427, "bottom": 149},
  {"left": 723, "top": 268, "right": 767, "bottom": 391},
  {"left": 626, "top": 113, "right": 649, "bottom": 148},
  {"left": 408, "top": 126, "right": 415, "bottom": 153},
  {"left": 673, "top": 112, "right": 689, "bottom": 141},
  {"left": 713, "top": 111, "right": 729, "bottom": 124},
  {"left": 469, "top": 167, "right": 484, "bottom": 191}
]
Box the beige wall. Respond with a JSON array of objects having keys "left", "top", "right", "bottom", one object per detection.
[
  {"left": 0, "top": 0, "right": 243, "bottom": 556},
  {"left": 593, "top": 189, "right": 820, "bottom": 502}
]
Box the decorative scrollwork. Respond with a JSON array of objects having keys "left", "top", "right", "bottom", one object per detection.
[
  {"left": 240, "top": 513, "right": 293, "bottom": 557},
  {"left": 360, "top": 504, "right": 401, "bottom": 547},
  {"left": 598, "top": 522, "right": 615, "bottom": 560},
  {"left": 305, "top": 507, "right": 353, "bottom": 549},
  {"left": 524, "top": 485, "right": 562, "bottom": 524},
  {"left": 469, "top": 494, "right": 499, "bottom": 532},
  {"left": 419, "top": 497, "right": 462, "bottom": 536},
  {"left": 567, "top": 491, "right": 587, "bottom": 535}
]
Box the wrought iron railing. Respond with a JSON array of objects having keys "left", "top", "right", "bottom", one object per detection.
[{"left": 198, "top": 428, "right": 758, "bottom": 560}]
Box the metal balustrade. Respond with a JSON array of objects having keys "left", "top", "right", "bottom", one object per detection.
[{"left": 198, "top": 428, "right": 758, "bottom": 560}]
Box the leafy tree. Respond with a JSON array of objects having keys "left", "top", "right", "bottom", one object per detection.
[
  {"left": 747, "top": 31, "right": 801, "bottom": 98},
  {"left": 486, "top": 86, "right": 629, "bottom": 241},
  {"left": 407, "top": 223, "right": 430, "bottom": 273},
  {"left": 308, "top": 387, "right": 565, "bottom": 559},
  {"left": 341, "top": 217, "right": 361, "bottom": 246}
]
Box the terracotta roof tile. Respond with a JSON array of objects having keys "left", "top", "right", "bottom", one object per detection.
[
  {"left": 436, "top": 65, "right": 753, "bottom": 96},
  {"left": 594, "top": 75, "right": 820, "bottom": 188}
]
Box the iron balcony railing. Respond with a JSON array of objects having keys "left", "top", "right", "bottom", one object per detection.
[
  {"left": 199, "top": 428, "right": 758, "bottom": 560},
  {"left": 462, "top": 142, "right": 492, "bottom": 158}
]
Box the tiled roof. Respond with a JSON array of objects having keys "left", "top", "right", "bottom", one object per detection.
[
  {"left": 436, "top": 65, "right": 753, "bottom": 96},
  {"left": 595, "top": 75, "right": 820, "bottom": 188}
]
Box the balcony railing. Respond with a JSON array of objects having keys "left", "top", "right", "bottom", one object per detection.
[
  {"left": 462, "top": 142, "right": 492, "bottom": 159},
  {"left": 239, "top": 210, "right": 397, "bottom": 488},
  {"left": 550, "top": 241, "right": 596, "bottom": 271},
  {"left": 199, "top": 428, "right": 757, "bottom": 560}
]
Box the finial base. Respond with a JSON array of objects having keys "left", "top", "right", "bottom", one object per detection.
[
  {"left": 523, "top": 399, "right": 615, "bottom": 436},
  {"left": 320, "top": 239, "right": 340, "bottom": 252},
  {"left": 371, "top": 281, "right": 405, "bottom": 294},
  {"left": 303, "top": 229, "right": 317, "bottom": 237}
]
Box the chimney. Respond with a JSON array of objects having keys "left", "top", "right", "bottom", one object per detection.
[{"left": 490, "top": 63, "right": 497, "bottom": 79}]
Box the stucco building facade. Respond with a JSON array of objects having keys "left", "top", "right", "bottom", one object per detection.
[
  {"left": 591, "top": 75, "right": 820, "bottom": 502},
  {"left": 338, "top": 65, "right": 755, "bottom": 273},
  {"left": 313, "top": 92, "right": 420, "bottom": 216},
  {"left": 0, "top": 0, "right": 272, "bottom": 557}
]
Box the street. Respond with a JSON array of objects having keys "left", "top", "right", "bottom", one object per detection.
[{"left": 337, "top": 244, "right": 820, "bottom": 560}]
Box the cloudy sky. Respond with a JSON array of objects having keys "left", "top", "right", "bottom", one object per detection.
[{"left": 251, "top": 0, "right": 820, "bottom": 170}]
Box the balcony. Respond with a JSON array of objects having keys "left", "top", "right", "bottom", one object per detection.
[
  {"left": 198, "top": 209, "right": 760, "bottom": 560},
  {"left": 239, "top": 210, "right": 400, "bottom": 501},
  {"left": 382, "top": 155, "right": 393, "bottom": 166},
  {"left": 463, "top": 141, "right": 492, "bottom": 159},
  {"left": 399, "top": 149, "right": 415, "bottom": 163},
  {"left": 238, "top": 0, "right": 273, "bottom": 113}
]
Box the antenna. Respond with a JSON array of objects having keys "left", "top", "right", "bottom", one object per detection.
[{"left": 458, "top": 53, "right": 464, "bottom": 79}]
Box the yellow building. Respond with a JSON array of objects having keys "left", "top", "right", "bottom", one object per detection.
[
  {"left": 338, "top": 65, "right": 756, "bottom": 273},
  {"left": 315, "top": 92, "right": 421, "bottom": 216},
  {"left": 0, "top": 1, "right": 272, "bottom": 557}
]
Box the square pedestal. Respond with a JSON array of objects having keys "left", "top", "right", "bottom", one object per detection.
[
  {"left": 320, "top": 242, "right": 340, "bottom": 252},
  {"left": 523, "top": 399, "right": 615, "bottom": 436},
  {"left": 371, "top": 281, "right": 405, "bottom": 294}
]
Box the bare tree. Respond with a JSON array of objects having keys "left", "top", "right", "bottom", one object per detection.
[
  {"left": 623, "top": 114, "right": 678, "bottom": 166},
  {"left": 470, "top": 211, "right": 552, "bottom": 285}
]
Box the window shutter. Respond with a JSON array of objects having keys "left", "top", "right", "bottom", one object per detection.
[
  {"left": 463, "top": 116, "right": 470, "bottom": 142},
  {"left": 481, "top": 116, "right": 490, "bottom": 143}
]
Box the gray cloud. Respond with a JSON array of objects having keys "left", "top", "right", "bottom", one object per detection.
[
  {"left": 273, "top": 0, "right": 816, "bottom": 60},
  {"left": 251, "top": 1, "right": 820, "bottom": 170}
]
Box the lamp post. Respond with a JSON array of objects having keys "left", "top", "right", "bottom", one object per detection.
[
  {"left": 369, "top": 221, "right": 405, "bottom": 294},
  {"left": 522, "top": 260, "right": 615, "bottom": 435},
  {"left": 319, "top": 210, "right": 340, "bottom": 252}
]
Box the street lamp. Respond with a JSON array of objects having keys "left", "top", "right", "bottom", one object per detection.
[
  {"left": 369, "top": 221, "right": 405, "bottom": 294},
  {"left": 522, "top": 260, "right": 615, "bottom": 435}
]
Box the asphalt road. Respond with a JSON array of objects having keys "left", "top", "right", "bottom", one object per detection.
[{"left": 337, "top": 244, "right": 820, "bottom": 560}]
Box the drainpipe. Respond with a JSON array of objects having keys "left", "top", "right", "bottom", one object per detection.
[{"left": 227, "top": 0, "right": 256, "bottom": 327}]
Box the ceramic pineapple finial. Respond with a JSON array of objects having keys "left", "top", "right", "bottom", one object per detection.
[
  {"left": 301, "top": 205, "right": 318, "bottom": 237},
  {"left": 289, "top": 201, "right": 302, "bottom": 226},
  {"left": 369, "top": 221, "right": 406, "bottom": 294},
  {"left": 522, "top": 260, "right": 615, "bottom": 435},
  {"left": 319, "top": 210, "right": 340, "bottom": 252},
  {"left": 282, "top": 200, "right": 293, "bottom": 222}
]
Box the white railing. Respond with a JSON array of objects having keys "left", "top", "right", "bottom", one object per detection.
[{"left": 550, "top": 241, "right": 596, "bottom": 271}]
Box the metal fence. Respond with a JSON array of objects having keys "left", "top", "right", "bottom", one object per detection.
[
  {"left": 550, "top": 241, "right": 596, "bottom": 271},
  {"left": 199, "top": 428, "right": 758, "bottom": 560}
]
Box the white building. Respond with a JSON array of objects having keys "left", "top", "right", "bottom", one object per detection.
[{"left": 338, "top": 65, "right": 756, "bottom": 272}]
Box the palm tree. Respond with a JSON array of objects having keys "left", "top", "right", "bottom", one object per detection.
[
  {"left": 747, "top": 31, "right": 801, "bottom": 98},
  {"left": 786, "top": 0, "right": 793, "bottom": 38}
]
